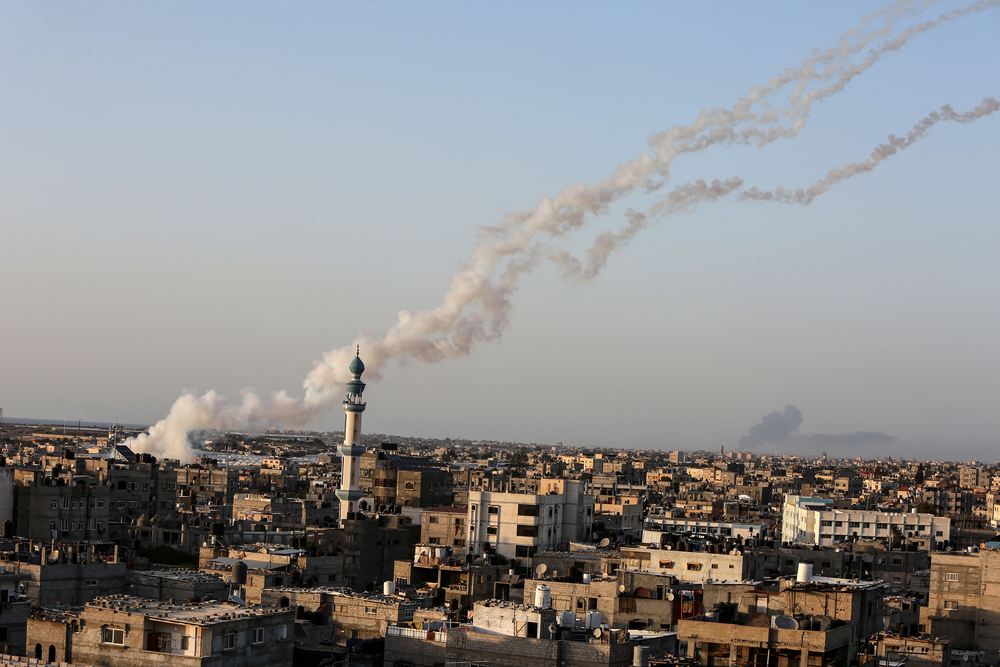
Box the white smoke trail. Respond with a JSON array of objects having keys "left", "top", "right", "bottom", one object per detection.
[
  {"left": 128, "top": 0, "right": 998, "bottom": 462},
  {"left": 739, "top": 98, "right": 1000, "bottom": 204}
]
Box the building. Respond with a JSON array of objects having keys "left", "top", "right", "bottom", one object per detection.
[
  {"left": 259, "top": 586, "right": 429, "bottom": 639},
  {"left": 781, "top": 496, "right": 948, "bottom": 547},
  {"left": 918, "top": 548, "right": 1000, "bottom": 660},
  {"left": 26, "top": 595, "right": 294, "bottom": 667},
  {"left": 677, "top": 578, "right": 885, "bottom": 667},
  {"left": 467, "top": 479, "right": 594, "bottom": 561},
  {"left": 419, "top": 506, "right": 468, "bottom": 557},
  {"left": 360, "top": 447, "right": 453, "bottom": 509}
]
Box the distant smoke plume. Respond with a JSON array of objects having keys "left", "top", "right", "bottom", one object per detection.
[
  {"left": 129, "top": 0, "right": 998, "bottom": 461},
  {"left": 738, "top": 404, "right": 896, "bottom": 453},
  {"left": 739, "top": 405, "right": 804, "bottom": 449}
]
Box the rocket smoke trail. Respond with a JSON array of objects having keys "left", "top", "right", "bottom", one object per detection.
[{"left": 128, "top": 0, "right": 999, "bottom": 461}]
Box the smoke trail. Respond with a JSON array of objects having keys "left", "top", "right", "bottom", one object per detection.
[
  {"left": 128, "top": 0, "right": 998, "bottom": 461},
  {"left": 739, "top": 98, "right": 1000, "bottom": 204}
]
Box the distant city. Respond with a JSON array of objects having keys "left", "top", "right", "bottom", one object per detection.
[{"left": 1, "top": 353, "right": 999, "bottom": 667}]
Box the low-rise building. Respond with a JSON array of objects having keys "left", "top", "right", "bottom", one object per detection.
[{"left": 26, "top": 595, "right": 294, "bottom": 667}]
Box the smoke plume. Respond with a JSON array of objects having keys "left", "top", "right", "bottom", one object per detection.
[
  {"left": 738, "top": 405, "right": 896, "bottom": 453},
  {"left": 129, "top": 0, "right": 998, "bottom": 461}
]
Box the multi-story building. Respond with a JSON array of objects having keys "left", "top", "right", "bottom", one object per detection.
[
  {"left": 359, "top": 446, "right": 453, "bottom": 509},
  {"left": 467, "top": 479, "right": 594, "bottom": 561},
  {"left": 419, "top": 506, "right": 468, "bottom": 556},
  {"left": 918, "top": 548, "right": 1000, "bottom": 660},
  {"left": 781, "top": 496, "right": 948, "bottom": 547}
]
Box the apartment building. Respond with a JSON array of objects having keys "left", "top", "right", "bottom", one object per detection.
[
  {"left": 467, "top": 479, "right": 594, "bottom": 561},
  {"left": 781, "top": 496, "right": 948, "bottom": 547}
]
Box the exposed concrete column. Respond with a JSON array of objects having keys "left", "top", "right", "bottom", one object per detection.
[
  {"left": 730, "top": 645, "right": 738, "bottom": 666},
  {"left": 800, "top": 649, "right": 809, "bottom": 667}
]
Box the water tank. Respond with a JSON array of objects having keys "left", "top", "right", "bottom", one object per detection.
[
  {"left": 582, "top": 573, "right": 592, "bottom": 584},
  {"left": 772, "top": 615, "right": 798, "bottom": 630},
  {"left": 534, "top": 584, "right": 551, "bottom": 609},
  {"left": 796, "top": 563, "right": 813, "bottom": 583},
  {"left": 586, "top": 610, "right": 602, "bottom": 628},
  {"left": 1, "top": 521, "right": 12, "bottom": 539},
  {"left": 384, "top": 581, "right": 395, "bottom": 596},
  {"left": 561, "top": 611, "right": 577, "bottom": 628},
  {"left": 231, "top": 561, "right": 248, "bottom": 585},
  {"left": 633, "top": 646, "right": 650, "bottom": 667}
]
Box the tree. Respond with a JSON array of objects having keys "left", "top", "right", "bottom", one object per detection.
[{"left": 915, "top": 465, "right": 925, "bottom": 484}]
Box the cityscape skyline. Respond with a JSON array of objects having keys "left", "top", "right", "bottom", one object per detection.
[{"left": 3, "top": 2, "right": 999, "bottom": 460}]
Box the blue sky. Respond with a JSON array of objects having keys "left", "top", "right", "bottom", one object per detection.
[{"left": 3, "top": 2, "right": 999, "bottom": 459}]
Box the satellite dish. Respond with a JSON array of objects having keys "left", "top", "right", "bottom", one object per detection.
[
  {"left": 599, "top": 538, "right": 611, "bottom": 548},
  {"left": 618, "top": 585, "right": 626, "bottom": 593},
  {"left": 229, "top": 594, "right": 245, "bottom": 606},
  {"left": 548, "top": 624, "right": 558, "bottom": 634},
  {"left": 535, "top": 563, "right": 548, "bottom": 576},
  {"left": 666, "top": 593, "right": 675, "bottom": 601},
  {"left": 665, "top": 545, "right": 672, "bottom": 550},
  {"left": 593, "top": 628, "right": 602, "bottom": 638}
]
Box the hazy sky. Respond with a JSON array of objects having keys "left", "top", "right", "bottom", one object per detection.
[{"left": 3, "top": 2, "right": 999, "bottom": 460}]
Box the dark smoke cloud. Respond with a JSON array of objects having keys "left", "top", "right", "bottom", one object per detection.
[
  {"left": 739, "top": 405, "right": 803, "bottom": 449},
  {"left": 738, "top": 405, "right": 896, "bottom": 453}
]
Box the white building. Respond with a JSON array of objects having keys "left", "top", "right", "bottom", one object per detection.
[
  {"left": 782, "top": 495, "right": 949, "bottom": 547},
  {"left": 467, "top": 479, "right": 594, "bottom": 560}
]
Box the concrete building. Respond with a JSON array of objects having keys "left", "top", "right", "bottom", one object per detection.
[
  {"left": 384, "top": 598, "right": 676, "bottom": 667},
  {"left": 394, "top": 547, "right": 504, "bottom": 612},
  {"left": 26, "top": 595, "right": 294, "bottom": 667},
  {"left": 419, "top": 506, "right": 468, "bottom": 557},
  {"left": 876, "top": 633, "right": 953, "bottom": 667},
  {"left": 128, "top": 570, "right": 228, "bottom": 603},
  {"left": 619, "top": 545, "right": 748, "bottom": 584},
  {"left": 918, "top": 548, "right": 1000, "bottom": 659},
  {"left": 677, "top": 579, "right": 885, "bottom": 667},
  {"left": 2, "top": 541, "right": 126, "bottom": 607},
  {"left": 360, "top": 447, "right": 453, "bottom": 509},
  {"left": 259, "top": 586, "right": 429, "bottom": 639},
  {"left": 642, "top": 521, "right": 770, "bottom": 541},
  {"left": 781, "top": 496, "right": 948, "bottom": 547},
  {"left": 467, "top": 479, "right": 594, "bottom": 561}
]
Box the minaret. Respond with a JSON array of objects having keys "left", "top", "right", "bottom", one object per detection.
[{"left": 336, "top": 348, "right": 367, "bottom": 524}]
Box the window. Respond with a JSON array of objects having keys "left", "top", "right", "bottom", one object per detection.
[
  {"left": 61, "top": 498, "right": 70, "bottom": 509},
  {"left": 428, "top": 516, "right": 439, "bottom": 523},
  {"left": 97, "top": 500, "right": 105, "bottom": 509},
  {"left": 224, "top": 632, "right": 236, "bottom": 650},
  {"left": 820, "top": 520, "right": 832, "bottom": 526},
  {"left": 85, "top": 580, "right": 98, "bottom": 587},
  {"left": 181, "top": 637, "right": 191, "bottom": 651},
  {"left": 102, "top": 627, "right": 125, "bottom": 645},
  {"left": 659, "top": 561, "right": 674, "bottom": 569},
  {"left": 892, "top": 557, "right": 903, "bottom": 566},
  {"left": 516, "top": 525, "right": 538, "bottom": 537},
  {"left": 946, "top": 573, "right": 959, "bottom": 582},
  {"left": 893, "top": 577, "right": 902, "bottom": 583},
  {"left": 486, "top": 526, "right": 497, "bottom": 535},
  {"left": 944, "top": 601, "right": 959, "bottom": 610},
  {"left": 253, "top": 628, "right": 264, "bottom": 644},
  {"left": 687, "top": 563, "right": 702, "bottom": 571},
  {"left": 279, "top": 625, "right": 287, "bottom": 641},
  {"left": 49, "top": 501, "right": 58, "bottom": 509},
  {"left": 428, "top": 537, "right": 440, "bottom": 545},
  {"left": 487, "top": 506, "right": 499, "bottom": 515},
  {"left": 517, "top": 504, "right": 540, "bottom": 517},
  {"left": 365, "top": 607, "right": 376, "bottom": 615}
]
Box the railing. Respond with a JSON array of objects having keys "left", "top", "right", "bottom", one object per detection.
[{"left": 386, "top": 626, "right": 447, "bottom": 643}]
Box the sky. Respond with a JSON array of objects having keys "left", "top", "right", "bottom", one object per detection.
[{"left": 2, "top": 1, "right": 999, "bottom": 461}]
